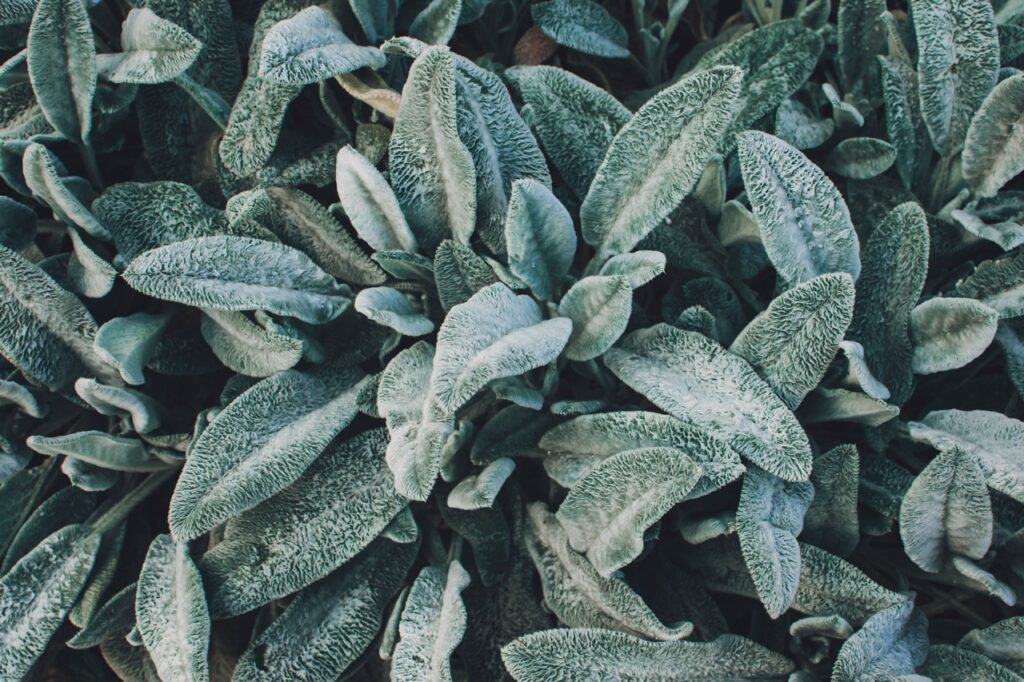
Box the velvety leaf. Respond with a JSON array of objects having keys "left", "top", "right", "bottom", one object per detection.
[
  {"left": 531, "top": 0, "right": 628, "bottom": 58},
  {"left": 504, "top": 178, "right": 575, "bottom": 301},
  {"left": 93, "top": 312, "right": 172, "bottom": 385},
  {"left": 836, "top": 0, "right": 886, "bottom": 99},
  {"left": 737, "top": 131, "right": 861, "bottom": 286},
  {"left": 962, "top": 73, "right": 1024, "bottom": 197},
  {"left": 775, "top": 97, "right": 834, "bottom": 150},
  {"left": 74, "top": 378, "right": 161, "bottom": 433},
  {"left": 392, "top": 561, "right": 471, "bottom": 682},
  {"left": 831, "top": 601, "right": 928, "bottom": 681},
  {"left": 410, "top": 0, "right": 462, "bottom": 45},
  {"left": 67, "top": 227, "right": 116, "bottom": 298},
  {"left": 952, "top": 193, "right": 1024, "bottom": 251},
  {"left": 955, "top": 249, "right": 1024, "bottom": 318},
  {"left": 66, "top": 581, "right": 137, "bottom": 650},
  {"left": 802, "top": 445, "right": 860, "bottom": 557},
  {"left": 798, "top": 387, "right": 899, "bottom": 427},
  {"left": 122, "top": 236, "right": 353, "bottom": 324},
  {"left": 135, "top": 534, "right": 210, "bottom": 682},
  {"left": 598, "top": 251, "right": 666, "bottom": 289},
  {"left": 97, "top": 8, "right": 202, "bottom": 84},
  {"left": 910, "top": 297, "right": 999, "bottom": 374},
  {"left": 448, "top": 458, "right": 516, "bottom": 510},
  {"left": 27, "top": 431, "right": 167, "bottom": 471},
  {"left": 199, "top": 308, "right": 303, "bottom": 377},
  {"left": 1, "top": 485, "right": 95, "bottom": 572},
  {"left": 168, "top": 366, "right": 364, "bottom": 541},
  {"left": 960, "top": 617, "right": 1024, "bottom": 676},
  {"left": 558, "top": 275, "right": 632, "bottom": 361},
  {"left": 354, "top": 287, "right": 434, "bottom": 336},
  {"left": 0, "top": 379, "right": 45, "bottom": 418},
  {"left": 335, "top": 145, "right": 418, "bottom": 253},
  {"left": 879, "top": 41, "right": 929, "bottom": 191},
  {"left": 920, "top": 644, "right": 1023, "bottom": 681},
  {"left": 22, "top": 143, "right": 109, "bottom": 239},
  {"left": 605, "top": 324, "right": 812, "bottom": 481},
  {"left": 826, "top": 137, "right": 897, "bottom": 179}
]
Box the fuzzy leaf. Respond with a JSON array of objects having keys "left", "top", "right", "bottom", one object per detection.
[
  {"left": 448, "top": 458, "right": 516, "bottom": 510},
  {"left": 557, "top": 447, "right": 701, "bottom": 577},
  {"left": 233, "top": 538, "right": 416, "bottom": 682},
  {"left": 910, "top": 297, "right": 999, "bottom": 374},
  {"left": 826, "top": 137, "right": 897, "bottom": 179},
  {"left": 122, "top": 236, "right": 353, "bottom": 324},
  {"left": 524, "top": 502, "right": 692, "bottom": 640},
  {"left": 913, "top": 0, "right": 1000, "bottom": 153},
  {"left": 848, "top": 202, "right": 930, "bottom": 404},
  {"left": 803, "top": 445, "right": 860, "bottom": 557},
  {"left": 27, "top": 431, "right": 166, "bottom": 471},
  {"left": 504, "top": 178, "right": 575, "bottom": 301},
  {"left": 558, "top": 275, "right": 632, "bottom": 361},
  {"left": 960, "top": 617, "right": 1024, "bottom": 676},
  {"left": 410, "top": 0, "right": 462, "bottom": 45},
  {"left": 136, "top": 534, "right": 210, "bottom": 682},
  {"left": 736, "top": 466, "right": 814, "bottom": 618},
  {"left": 93, "top": 312, "right": 172, "bottom": 385},
  {"left": 74, "top": 378, "right": 161, "bottom": 433},
  {"left": 335, "top": 145, "right": 418, "bottom": 253},
  {"left": 962, "top": 73, "right": 1024, "bottom": 197},
  {"left": 730, "top": 273, "right": 854, "bottom": 409},
  {"left": 775, "top": 98, "right": 834, "bottom": 150},
  {"left": 1, "top": 485, "right": 95, "bottom": 572},
  {"left": 22, "top": 143, "right": 108, "bottom": 239},
  {"left": 431, "top": 283, "right": 571, "bottom": 414},
  {"left": 955, "top": 249, "right": 1024, "bottom": 318},
  {"left": 97, "top": 8, "right": 202, "bottom": 84},
  {"left": 899, "top": 446, "right": 992, "bottom": 572},
  {"left": 605, "top": 324, "right": 812, "bottom": 481},
  {"left": 879, "top": 47, "right": 929, "bottom": 191},
  {"left": 598, "top": 251, "right": 666, "bottom": 289},
  {"left": 258, "top": 6, "right": 385, "bottom": 85},
  {"left": 501, "top": 629, "right": 796, "bottom": 682},
  {"left": 392, "top": 561, "right": 471, "bottom": 682},
  {"left": 67, "top": 227, "right": 116, "bottom": 299},
  {"left": 531, "top": 0, "right": 628, "bottom": 58},
  {"left": 169, "top": 366, "right": 364, "bottom": 541},
  {"left": 836, "top": 0, "right": 886, "bottom": 99},
  {"left": 737, "top": 131, "right": 861, "bottom": 286},
  {"left": 354, "top": 287, "right": 434, "bottom": 336},
  {"left": 200, "top": 309, "right": 303, "bottom": 377},
  {"left": 581, "top": 66, "right": 740, "bottom": 262},
  {"left": 831, "top": 601, "right": 928, "bottom": 681},
  {"left": 920, "top": 645, "right": 1023, "bottom": 681}
]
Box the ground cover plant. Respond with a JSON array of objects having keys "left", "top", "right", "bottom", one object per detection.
[{"left": 0, "top": 0, "right": 1023, "bottom": 679}]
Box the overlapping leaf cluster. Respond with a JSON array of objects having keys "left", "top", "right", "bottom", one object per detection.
[{"left": 0, "top": 0, "right": 1023, "bottom": 679}]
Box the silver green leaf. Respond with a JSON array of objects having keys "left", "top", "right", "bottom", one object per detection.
[
  {"left": 431, "top": 283, "right": 571, "bottom": 415},
  {"left": 960, "top": 617, "right": 1024, "bottom": 676},
  {"left": 392, "top": 561, "right": 471, "bottom": 682},
  {"left": 335, "top": 145, "right": 418, "bottom": 253},
  {"left": 952, "top": 193, "right": 1024, "bottom": 251},
  {"left": 556, "top": 447, "right": 701, "bottom": 577},
  {"left": 775, "top": 97, "right": 835, "bottom": 150},
  {"left": 501, "top": 629, "right": 796, "bottom": 682},
  {"left": 27, "top": 431, "right": 167, "bottom": 471},
  {"left": 598, "top": 251, "right": 666, "bottom": 289},
  {"left": 67, "top": 226, "right": 116, "bottom": 299},
  {"left": 799, "top": 387, "right": 899, "bottom": 427},
  {"left": 0, "top": 379, "right": 45, "bottom": 418},
  {"left": 122, "top": 236, "right": 353, "bottom": 324},
  {"left": 258, "top": 6, "right": 385, "bottom": 85},
  {"left": 1, "top": 485, "right": 95, "bottom": 572},
  {"left": 22, "top": 143, "right": 109, "bottom": 239},
  {"left": 135, "top": 534, "right": 210, "bottom": 682},
  {"left": 199, "top": 308, "right": 303, "bottom": 377},
  {"left": 558, "top": 275, "right": 632, "bottom": 361},
  {"left": 730, "top": 273, "right": 855, "bottom": 409},
  {"left": 389, "top": 46, "right": 476, "bottom": 252},
  {"left": 826, "top": 137, "right": 897, "bottom": 179},
  {"left": 524, "top": 502, "right": 692, "bottom": 640},
  {"left": 878, "top": 38, "right": 929, "bottom": 191},
  {"left": 604, "top": 324, "right": 812, "bottom": 482},
  {"left": 97, "top": 8, "right": 202, "bottom": 84},
  {"left": 802, "top": 445, "right": 860, "bottom": 557},
  {"left": 581, "top": 66, "right": 741, "bottom": 263},
  {"left": 736, "top": 466, "right": 814, "bottom": 618},
  {"left": 910, "top": 297, "right": 999, "bottom": 374},
  {"left": 831, "top": 601, "right": 928, "bottom": 681},
  {"left": 962, "top": 73, "right": 1024, "bottom": 197},
  {"left": 737, "top": 131, "right": 861, "bottom": 286},
  {"left": 504, "top": 178, "right": 575, "bottom": 301},
  {"left": 410, "top": 0, "right": 462, "bottom": 45},
  {"left": 836, "top": 0, "right": 886, "bottom": 99},
  {"left": 93, "top": 312, "right": 172, "bottom": 386},
  {"left": 530, "top": 0, "right": 629, "bottom": 58},
  {"left": 200, "top": 428, "right": 406, "bottom": 617},
  {"left": 913, "top": 0, "right": 1000, "bottom": 154},
  {"left": 74, "top": 378, "right": 161, "bottom": 434},
  {"left": 920, "top": 644, "right": 1023, "bottom": 682},
  {"left": 26, "top": 0, "right": 95, "bottom": 141},
  {"left": 233, "top": 537, "right": 416, "bottom": 682},
  {"left": 168, "top": 366, "right": 364, "bottom": 541},
  {"left": 955, "top": 249, "right": 1024, "bottom": 318},
  {"left": 354, "top": 287, "right": 434, "bottom": 337},
  {"left": 448, "top": 458, "right": 515, "bottom": 510}
]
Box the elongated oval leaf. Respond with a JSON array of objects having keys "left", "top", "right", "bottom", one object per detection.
[
  {"left": 448, "top": 458, "right": 515, "bottom": 510},
  {"left": 605, "top": 324, "right": 812, "bottom": 481},
  {"left": 355, "top": 287, "right": 434, "bottom": 337},
  {"left": 335, "top": 145, "right": 418, "bottom": 253},
  {"left": 23, "top": 143, "right": 109, "bottom": 239},
  {"left": 410, "top": 0, "right": 462, "bottom": 45},
  {"left": 963, "top": 73, "right": 1024, "bottom": 197},
  {"left": 802, "top": 445, "right": 860, "bottom": 557},
  {"left": 1, "top": 485, "right": 95, "bottom": 572},
  {"left": 169, "top": 366, "right": 364, "bottom": 541},
  {"left": 826, "top": 137, "right": 897, "bottom": 179},
  {"left": 831, "top": 601, "right": 928, "bottom": 681},
  {"left": 199, "top": 308, "right": 303, "bottom": 377},
  {"left": 504, "top": 178, "right": 575, "bottom": 301},
  {"left": 531, "top": 0, "right": 628, "bottom": 58},
  {"left": 392, "top": 561, "right": 471, "bottom": 682},
  {"left": 136, "top": 534, "right": 210, "bottom": 682},
  {"left": 910, "top": 297, "right": 998, "bottom": 374},
  {"left": 558, "top": 275, "right": 632, "bottom": 361},
  {"left": 737, "top": 131, "right": 860, "bottom": 285},
  {"left": 581, "top": 66, "right": 742, "bottom": 262},
  {"left": 27, "top": 430, "right": 167, "bottom": 471},
  {"left": 97, "top": 8, "right": 202, "bottom": 84},
  {"left": 122, "top": 236, "right": 352, "bottom": 324},
  {"left": 200, "top": 428, "right": 406, "bottom": 617}
]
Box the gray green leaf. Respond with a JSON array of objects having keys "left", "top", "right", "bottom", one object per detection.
[
  {"left": 910, "top": 297, "right": 999, "bottom": 374},
  {"left": 962, "top": 73, "right": 1024, "bottom": 197},
  {"left": 504, "top": 178, "right": 575, "bottom": 301},
  {"left": 558, "top": 275, "right": 632, "bottom": 361},
  {"left": 531, "top": 0, "right": 629, "bottom": 58}
]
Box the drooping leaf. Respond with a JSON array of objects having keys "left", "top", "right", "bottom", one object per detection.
[
  {"left": 122, "top": 236, "right": 353, "bottom": 325},
  {"left": 580, "top": 66, "right": 742, "bottom": 263},
  {"left": 410, "top": 0, "right": 462, "bottom": 45},
  {"left": 962, "top": 73, "right": 1024, "bottom": 197},
  {"left": 168, "top": 366, "right": 364, "bottom": 541},
  {"left": 730, "top": 273, "right": 854, "bottom": 409},
  {"left": 233, "top": 538, "right": 417, "bottom": 682},
  {"left": 67, "top": 227, "right": 116, "bottom": 298},
  {"left": 22, "top": 143, "right": 107, "bottom": 239},
  {"left": 605, "top": 324, "right": 812, "bottom": 481},
  {"left": 913, "top": 0, "right": 1000, "bottom": 154},
  {"left": 448, "top": 458, "right": 516, "bottom": 510},
  {"left": 952, "top": 193, "right": 1024, "bottom": 251},
  {"left": 504, "top": 178, "right": 575, "bottom": 301},
  {"left": 530, "top": 0, "right": 628, "bottom": 58},
  {"left": 135, "top": 534, "right": 210, "bottom": 682},
  {"left": 557, "top": 275, "right": 632, "bottom": 361},
  {"left": 598, "top": 251, "right": 666, "bottom": 289},
  {"left": 199, "top": 308, "right": 303, "bottom": 377},
  {"left": 66, "top": 581, "right": 137, "bottom": 650},
  {"left": 354, "top": 287, "right": 434, "bottom": 337},
  {"left": 200, "top": 428, "right": 406, "bottom": 617},
  {"left": 737, "top": 131, "right": 861, "bottom": 286},
  {"left": 501, "top": 629, "right": 796, "bottom": 682},
  {"left": 27, "top": 431, "right": 167, "bottom": 471},
  {"left": 556, "top": 447, "right": 701, "bottom": 577},
  {"left": 96, "top": 8, "right": 202, "bottom": 84},
  {"left": 0, "top": 379, "right": 45, "bottom": 418},
  {"left": 93, "top": 312, "right": 172, "bottom": 386},
  {"left": 74, "top": 378, "right": 161, "bottom": 433},
  {"left": 831, "top": 601, "right": 928, "bottom": 681},
  {"left": 909, "top": 297, "right": 999, "bottom": 374},
  {"left": 848, "top": 202, "right": 930, "bottom": 405},
  {"left": 335, "top": 145, "right": 418, "bottom": 253},
  {"left": 1, "top": 485, "right": 95, "bottom": 572}
]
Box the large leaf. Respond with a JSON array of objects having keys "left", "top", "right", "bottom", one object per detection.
[
  {"left": 899, "top": 446, "right": 992, "bottom": 572},
  {"left": 168, "top": 366, "right": 364, "bottom": 541},
  {"left": 556, "top": 447, "right": 701, "bottom": 577},
  {"left": 504, "top": 178, "right": 575, "bottom": 301},
  {"left": 530, "top": 0, "right": 629, "bottom": 58},
  {"left": 430, "top": 283, "right": 571, "bottom": 414},
  {"left": 122, "top": 236, "right": 353, "bottom": 325},
  {"left": 135, "top": 534, "right": 210, "bottom": 682},
  {"left": 604, "top": 324, "right": 812, "bottom": 481},
  {"left": 730, "top": 273, "right": 854, "bottom": 409},
  {"left": 962, "top": 73, "right": 1024, "bottom": 197},
  {"left": 913, "top": 0, "right": 1000, "bottom": 154},
  {"left": 909, "top": 297, "right": 998, "bottom": 374},
  {"left": 737, "top": 131, "right": 861, "bottom": 286},
  {"left": 200, "top": 428, "right": 406, "bottom": 617},
  {"left": 392, "top": 561, "right": 471, "bottom": 682},
  {"left": 501, "top": 629, "right": 796, "bottom": 682},
  {"left": 831, "top": 601, "right": 928, "bottom": 681},
  {"left": 335, "top": 145, "right": 418, "bottom": 253},
  {"left": 233, "top": 538, "right": 416, "bottom": 682},
  {"left": 96, "top": 8, "right": 202, "bottom": 84},
  {"left": 580, "top": 66, "right": 742, "bottom": 263}
]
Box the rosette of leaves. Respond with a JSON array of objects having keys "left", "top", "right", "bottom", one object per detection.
[{"left": 0, "top": 0, "right": 1023, "bottom": 680}]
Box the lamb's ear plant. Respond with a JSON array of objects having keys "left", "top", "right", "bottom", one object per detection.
[{"left": 1, "top": 0, "right": 1024, "bottom": 679}]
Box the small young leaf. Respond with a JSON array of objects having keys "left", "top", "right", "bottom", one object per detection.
[
  {"left": 826, "top": 137, "right": 897, "bottom": 179},
  {"left": 93, "top": 312, "right": 172, "bottom": 385},
  {"left": 558, "top": 275, "right": 632, "bottom": 361},
  {"left": 0, "top": 379, "right": 45, "bottom": 418},
  {"left": 530, "top": 0, "right": 629, "bottom": 58},
  {"left": 74, "top": 378, "right": 162, "bottom": 434},
  {"left": 169, "top": 366, "right": 364, "bottom": 541},
  {"left": 410, "top": 0, "right": 462, "bottom": 45},
  {"left": 96, "top": 8, "right": 202, "bottom": 84},
  {"left": 392, "top": 561, "right": 471, "bottom": 682},
  {"left": 27, "top": 431, "right": 167, "bottom": 471},
  {"left": 605, "top": 324, "right": 812, "bottom": 482},
  {"left": 962, "top": 73, "right": 1024, "bottom": 197},
  {"left": 200, "top": 309, "right": 303, "bottom": 377},
  {"left": 136, "top": 534, "right": 210, "bottom": 682},
  {"left": 831, "top": 601, "right": 928, "bottom": 681},
  {"left": 737, "top": 131, "right": 861, "bottom": 285},
  {"left": 775, "top": 97, "right": 835, "bottom": 150},
  {"left": 66, "top": 581, "right": 137, "bottom": 650},
  {"left": 901, "top": 447, "right": 993, "bottom": 573},
  {"left": 335, "top": 145, "right": 418, "bottom": 253},
  {"left": 581, "top": 66, "right": 741, "bottom": 262},
  {"left": 448, "top": 458, "right": 516, "bottom": 510},
  {"left": 504, "top": 178, "right": 575, "bottom": 301},
  {"left": 910, "top": 297, "right": 999, "bottom": 374},
  {"left": 122, "top": 236, "right": 353, "bottom": 324},
  {"left": 67, "top": 227, "right": 116, "bottom": 298},
  {"left": 354, "top": 287, "right": 434, "bottom": 337},
  {"left": 598, "top": 251, "right": 666, "bottom": 289},
  {"left": 952, "top": 193, "right": 1024, "bottom": 251}
]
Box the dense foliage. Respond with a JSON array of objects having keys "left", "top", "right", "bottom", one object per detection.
[{"left": 0, "top": 0, "right": 1023, "bottom": 679}]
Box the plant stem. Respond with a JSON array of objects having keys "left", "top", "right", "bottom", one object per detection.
[{"left": 89, "top": 468, "right": 176, "bottom": 535}]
